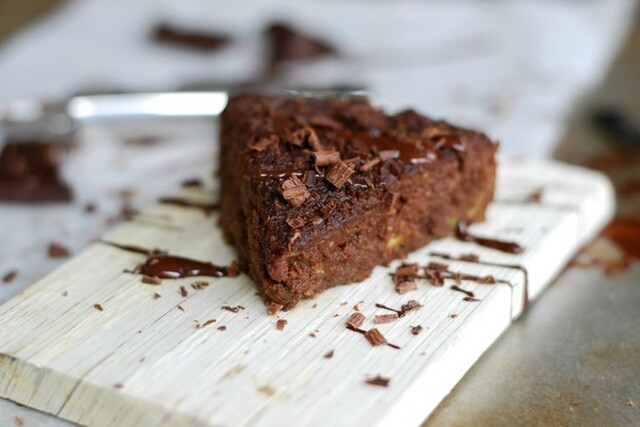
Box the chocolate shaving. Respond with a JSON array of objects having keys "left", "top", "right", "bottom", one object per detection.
[
  {"left": 196, "top": 319, "right": 216, "bottom": 329},
  {"left": 361, "top": 158, "right": 381, "bottom": 172},
  {"left": 365, "top": 375, "right": 390, "bottom": 387},
  {"left": 411, "top": 325, "right": 423, "bottom": 335},
  {"left": 309, "top": 115, "right": 341, "bottom": 129},
  {"left": 179, "top": 286, "right": 188, "bottom": 297},
  {"left": 313, "top": 150, "right": 340, "bottom": 167},
  {"left": 279, "top": 175, "right": 310, "bottom": 207},
  {"left": 2, "top": 270, "right": 17, "bottom": 284},
  {"left": 153, "top": 292, "right": 161, "bottom": 300},
  {"left": 426, "top": 262, "right": 449, "bottom": 272},
  {"left": 181, "top": 178, "right": 203, "bottom": 188},
  {"left": 222, "top": 305, "right": 245, "bottom": 313},
  {"left": 460, "top": 253, "right": 480, "bottom": 262},
  {"left": 276, "top": 319, "right": 288, "bottom": 330},
  {"left": 463, "top": 296, "right": 481, "bottom": 302},
  {"left": 48, "top": 242, "right": 71, "bottom": 259},
  {"left": 141, "top": 275, "right": 162, "bottom": 285},
  {"left": 346, "top": 312, "right": 365, "bottom": 329},
  {"left": 250, "top": 135, "right": 280, "bottom": 152},
  {"left": 267, "top": 302, "right": 283, "bottom": 315},
  {"left": 324, "top": 349, "right": 334, "bottom": 359},
  {"left": 217, "top": 325, "right": 227, "bottom": 331},
  {"left": 286, "top": 216, "right": 306, "bottom": 229},
  {"left": 191, "top": 280, "right": 209, "bottom": 289},
  {"left": 374, "top": 314, "right": 398, "bottom": 324},
  {"left": 177, "top": 305, "right": 185, "bottom": 311},
  {"left": 153, "top": 22, "right": 229, "bottom": 52},
  {"left": 392, "top": 263, "right": 419, "bottom": 294},
  {"left": 287, "top": 127, "right": 322, "bottom": 150},
  {"left": 395, "top": 281, "right": 417, "bottom": 294},
  {"left": 325, "top": 161, "right": 354, "bottom": 189},
  {"left": 94, "top": 304, "right": 104, "bottom": 312},
  {"left": 364, "top": 328, "right": 387, "bottom": 346},
  {"left": 450, "top": 285, "right": 474, "bottom": 297}
]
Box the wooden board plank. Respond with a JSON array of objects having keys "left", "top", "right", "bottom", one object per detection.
[{"left": 0, "top": 157, "right": 614, "bottom": 427}]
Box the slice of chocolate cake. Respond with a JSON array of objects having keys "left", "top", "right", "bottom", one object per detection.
[{"left": 219, "top": 94, "right": 497, "bottom": 311}]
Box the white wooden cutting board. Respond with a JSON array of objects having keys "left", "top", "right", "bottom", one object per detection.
[{"left": 0, "top": 157, "right": 614, "bottom": 427}]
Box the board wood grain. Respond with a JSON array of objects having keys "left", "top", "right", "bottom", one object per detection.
[{"left": 0, "top": 157, "right": 614, "bottom": 427}]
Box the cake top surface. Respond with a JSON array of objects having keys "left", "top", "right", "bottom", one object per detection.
[{"left": 222, "top": 94, "right": 495, "bottom": 252}]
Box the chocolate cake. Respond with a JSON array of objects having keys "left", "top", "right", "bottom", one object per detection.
[{"left": 219, "top": 94, "right": 497, "bottom": 310}]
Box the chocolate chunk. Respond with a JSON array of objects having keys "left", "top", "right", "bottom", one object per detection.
[
  {"left": 279, "top": 175, "right": 310, "bottom": 207},
  {"left": 325, "top": 161, "right": 354, "bottom": 189},
  {"left": 2, "top": 270, "right": 17, "bottom": 284},
  {"left": 373, "top": 314, "right": 398, "bottom": 324},
  {"left": 0, "top": 142, "right": 72, "bottom": 202},
  {"left": 313, "top": 150, "right": 341, "bottom": 167},
  {"left": 276, "top": 319, "right": 288, "bottom": 330},
  {"left": 346, "top": 312, "right": 365, "bottom": 329},
  {"left": 411, "top": 325, "right": 423, "bottom": 335},
  {"left": 365, "top": 375, "right": 390, "bottom": 387},
  {"left": 153, "top": 22, "right": 229, "bottom": 52},
  {"left": 364, "top": 328, "right": 387, "bottom": 346},
  {"left": 48, "top": 242, "right": 71, "bottom": 259}
]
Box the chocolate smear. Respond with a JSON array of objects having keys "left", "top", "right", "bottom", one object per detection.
[{"left": 456, "top": 221, "right": 524, "bottom": 254}]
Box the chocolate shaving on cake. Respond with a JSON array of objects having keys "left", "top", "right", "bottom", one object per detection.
[
  {"left": 313, "top": 150, "right": 340, "bottom": 167},
  {"left": 222, "top": 305, "right": 245, "bottom": 313},
  {"left": 276, "top": 319, "right": 288, "bottom": 330},
  {"left": 325, "top": 161, "right": 354, "bottom": 189},
  {"left": 141, "top": 275, "right": 162, "bottom": 285},
  {"left": 279, "top": 175, "right": 310, "bottom": 207},
  {"left": 286, "top": 216, "right": 306, "bottom": 229},
  {"left": 2, "top": 270, "right": 17, "bottom": 284},
  {"left": 309, "top": 115, "right": 341, "bottom": 129},
  {"left": 364, "top": 328, "right": 387, "bottom": 346},
  {"left": 365, "top": 375, "right": 390, "bottom": 387},
  {"left": 411, "top": 325, "right": 423, "bottom": 335},
  {"left": 361, "top": 158, "right": 381, "bottom": 172},
  {"left": 346, "top": 312, "right": 365, "bottom": 329},
  {"left": 287, "top": 127, "right": 322, "bottom": 150},
  {"left": 250, "top": 135, "right": 280, "bottom": 152},
  {"left": 374, "top": 314, "right": 398, "bottom": 324},
  {"left": 48, "top": 242, "right": 71, "bottom": 259}
]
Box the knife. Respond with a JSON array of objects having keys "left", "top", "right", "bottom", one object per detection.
[{"left": 0, "top": 84, "right": 366, "bottom": 142}]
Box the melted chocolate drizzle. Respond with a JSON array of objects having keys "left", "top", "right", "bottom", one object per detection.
[
  {"left": 100, "top": 241, "right": 239, "bottom": 279},
  {"left": 456, "top": 222, "right": 525, "bottom": 254},
  {"left": 159, "top": 197, "right": 220, "bottom": 215}
]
